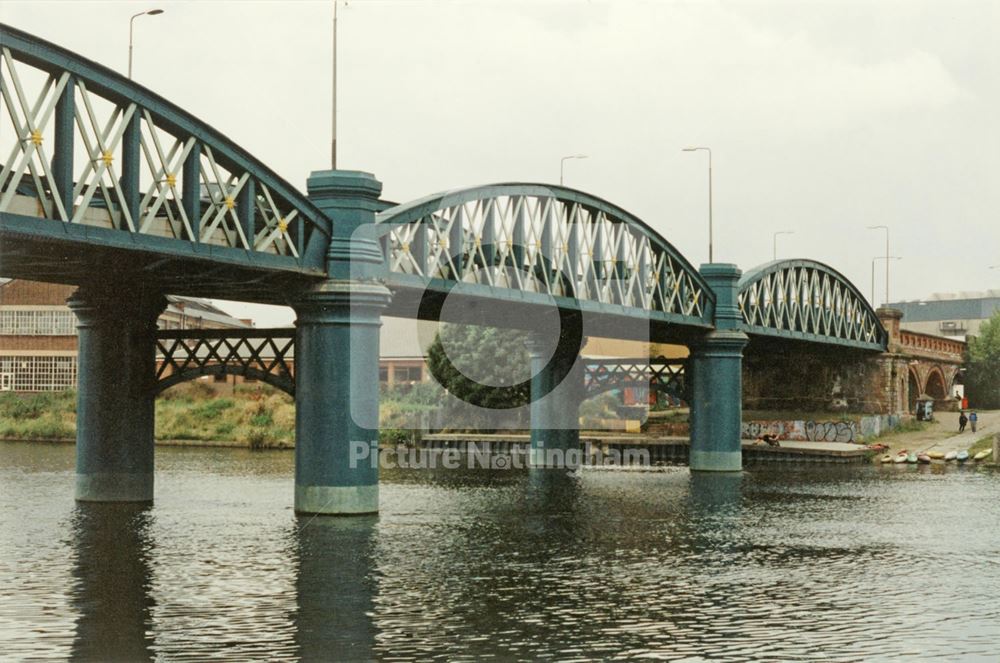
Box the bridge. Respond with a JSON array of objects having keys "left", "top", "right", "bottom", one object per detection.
[{"left": 0, "top": 25, "right": 887, "bottom": 514}]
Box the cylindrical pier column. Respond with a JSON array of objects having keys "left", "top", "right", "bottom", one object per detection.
[
  {"left": 295, "top": 169, "right": 391, "bottom": 515},
  {"left": 528, "top": 335, "right": 583, "bottom": 468},
  {"left": 68, "top": 287, "right": 166, "bottom": 501},
  {"left": 293, "top": 283, "right": 389, "bottom": 515},
  {"left": 689, "top": 264, "right": 748, "bottom": 472}
]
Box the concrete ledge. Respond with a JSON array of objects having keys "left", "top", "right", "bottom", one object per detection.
[
  {"left": 76, "top": 473, "right": 153, "bottom": 502},
  {"left": 295, "top": 484, "right": 379, "bottom": 515},
  {"left": 689, "top": 450, "right": 742, "bottom": 472}
]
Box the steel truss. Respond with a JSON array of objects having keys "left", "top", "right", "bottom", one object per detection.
[
  {"left": 0, "top": 24, "right": 328, "bottom": 269},
  {"left": 377, "top": 184, "right": 715, "bottom": 325},
  {"left": 738, "top": 260, "right": 887, "bottom": 350},
  {"left": 155, "top": 328, "right": 295, "bottom": 396},
  {"left": 584, "top": 357, "right": 687, "bottom": 402}
]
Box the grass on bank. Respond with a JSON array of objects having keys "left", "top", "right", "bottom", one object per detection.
[
  {"left": 0, "top": 390, "right": 76, "bottom": 440},
  {"left": 969, "top": 435, "right": 997, "bottom": 456},
  {"left": 0, "top": 381, "right": 453, "bottom": 448},
  {"left": 0, "top": 383, "right": 298, "bottom": 448}
]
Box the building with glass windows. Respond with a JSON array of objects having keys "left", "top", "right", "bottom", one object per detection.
[{"left": 0, "top": 279, "right": 251, "bottom": 392}]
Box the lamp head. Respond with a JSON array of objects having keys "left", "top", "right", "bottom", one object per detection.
[{"left": 147, "top": 9, "right": 164, "bottom": 15}]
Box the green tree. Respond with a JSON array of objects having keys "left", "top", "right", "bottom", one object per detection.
[
  {"left": 965, "top": 310, "right": 1000, "bottom": 408},
  {"left": 426, "top": 323, "right": 531, "bottom": 411}
]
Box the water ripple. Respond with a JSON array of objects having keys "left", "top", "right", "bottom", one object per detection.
[{"left": 1, "top": 442, "right": 999, "bottom": 660}]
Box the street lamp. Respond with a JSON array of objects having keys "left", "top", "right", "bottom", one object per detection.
[
  {"left": 128, "top": 9, "right": 164, "bottom": 80},
  {"left": 682, "top": 147, "right": 713, "bottom": 262},
  {"left": 559, "top": 155, "right": 587, "bottom": 186},
  {"left": 772, "top": 230, "right": 794, "bottom": 261},
  {"left": 871, "top": 256, "right": 902, "bottom": 307},
  {"left": 867, "top": 225, "right": 890, "bottom": 303}
]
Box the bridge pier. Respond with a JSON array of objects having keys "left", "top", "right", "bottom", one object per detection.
[
  {"left": 68, "top": 287, "right": 166, "bottom": 501},
  {"left": 293, "top": 170, "right": 390, "bottom": 515},
  {"left": 689, "top": 264, "right": 748, "bottom": 472},
  {"left": 528, "top": 334, "right": 583, "bottom": 468}
]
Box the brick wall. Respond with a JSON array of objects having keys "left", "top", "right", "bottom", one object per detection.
[{"left": 0, "top": 280, "right": 75, "bottom": 306}]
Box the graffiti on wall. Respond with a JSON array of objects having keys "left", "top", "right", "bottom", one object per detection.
[
  {"left": 742, "top": 415, "right": 901, "bottom": 443},
  {"left": 804, "top": 420, "right": 857, "bottom": 442}
]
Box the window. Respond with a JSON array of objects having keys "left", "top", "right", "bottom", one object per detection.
[
  {"left": 0, "top": 309, "right": 77, "bottom": 335},
  {"left": 393, "top": 366, "right": 422, "bottom": 383},
  {"left": 379, "top": 366, "right": 388, "bottom": 382},
  {"left": 0, "top": 355, "right": 77, "bottom": 391}
]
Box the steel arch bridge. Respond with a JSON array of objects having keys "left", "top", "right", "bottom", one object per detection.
[
  {"left": 0, "top": 23, "right": 886, "bottom": 352},
  {"left": 0, "top": 24, "right": 892, "bottom": 513}
]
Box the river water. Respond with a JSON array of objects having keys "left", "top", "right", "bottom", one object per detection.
[{"left": 1, "top": 441, "right": 998, "bottom": 661}]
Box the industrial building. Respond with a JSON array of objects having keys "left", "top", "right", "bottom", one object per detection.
[
  {"left": 887, "top": 290, "right": 1000, "bottom": 341},
  {"left": 0, "top": 279, "right": 251, "bottom": 391}
]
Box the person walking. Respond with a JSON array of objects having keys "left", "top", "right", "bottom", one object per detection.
[
  {"left": 959, "top": 412, "right": 968, "bottom": 433},
  {"left": 969, "top": 411, "right": 978, "bottom": 433}
]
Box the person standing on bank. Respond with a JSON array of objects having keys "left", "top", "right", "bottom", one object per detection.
[
  {"left": 969, "top": 411, "right": 978, "bottom": 433},
  {"left": 959, "top": 412, "right": 968, "bottom": 433}
]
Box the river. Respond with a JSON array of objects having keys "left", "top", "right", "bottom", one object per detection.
[{"left": 1, "top": 441, "right": 998, "bottom": 661}]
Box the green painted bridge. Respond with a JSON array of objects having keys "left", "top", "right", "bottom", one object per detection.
[{"left": 0, "top": 25, "right": 887, "bottom": 514}]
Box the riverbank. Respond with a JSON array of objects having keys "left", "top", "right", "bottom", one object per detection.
[{"left": 2, "top": 388, "right": 994, "bottom": 462}]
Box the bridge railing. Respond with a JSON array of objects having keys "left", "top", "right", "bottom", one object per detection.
[
  {"left": 375, "top": 184, "right": 715, "bottom": 327},
  {"left": 0, "top": 24, "right": 329, "bottom": 270}
]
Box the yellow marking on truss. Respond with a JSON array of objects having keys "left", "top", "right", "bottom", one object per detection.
[
  {"left": 30, "top": 130, "right": 42, "bottom": 145},
  {"left": 101, "top": 151, "right": 113, "bottom": 166},
  {"left": 165, "top": 173, "right": 177, "bottom": 187},
  {"left": 277, "top": 218, "right": 288, "bottom": 233},
  {"left": 225, "top": 197, "right": 235, "bottom": 210},
  {"left": 402, "top": 242, "right": 410, "bottom": 253}
]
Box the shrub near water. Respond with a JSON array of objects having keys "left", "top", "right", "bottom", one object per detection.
[
  {"left": 0, "top": 391, "right": 76, "bottom": 440},
  {"left": 155, "top": 383, "right": 294, "bottom": 447}
]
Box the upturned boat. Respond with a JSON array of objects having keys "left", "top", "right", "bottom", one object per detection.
[
  {"left": 907, "top": 452, "right": 918, "bottom": 464},
  {"left": 957, "top": 450, "right": 970, "bottom": 462},
  {"left": 928, "top": 451, "right": 945, "bottom": 460},
  {"left": 944, "top": 451, "right": 958, "bottom": 461},
  {"left": 894, "top": 451, "right": 909, "bottom": 464},
  {"left": 974, "top": 449, "right": 993, "bottom": 462},
  {"left": 917, "top": 453, "right": 932, "bottom": 464}
]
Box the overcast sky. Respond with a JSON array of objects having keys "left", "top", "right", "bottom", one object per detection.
[{"left": 4, "top": 0, "right": 998, "bottom": 327}]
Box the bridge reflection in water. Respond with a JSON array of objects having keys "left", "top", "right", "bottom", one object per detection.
[{"left": 3, "top": 443, "right": 998, "bottom": 659}]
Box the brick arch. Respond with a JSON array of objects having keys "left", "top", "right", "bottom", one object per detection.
[
  {"left": 924, "top": 366, "right": 948, "bottom": 401},
  {"left": 907, "top": 366, "right": 921, "bottom": 412}
]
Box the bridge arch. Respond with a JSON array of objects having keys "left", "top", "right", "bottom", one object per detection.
[
  {"left": 154, "top": 328, "right": 295, "bottom": 397},
  {"left": 923, "top": 366, "right": 949, "bottom": 401},
  {"left": 0, "top": 24, "right": 331, "bottom": 294},
  {"left": 376, "top": 184, "right": 716, "bottom": 336},
  {"left": 908, "top": 366, "right": 921, "bottom": 412},
  {"left": 583, "top": 357, "right": 687, "bottom": 403},
  {"left": 738, "top": 259, "right": 887, "bottom": 351}
]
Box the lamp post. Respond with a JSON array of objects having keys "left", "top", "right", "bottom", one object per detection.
[
  {"left": 128, "top": 9, "right": 164, "bottom": 80},
  {"left": 682, "top": 147, "right": 713, "bottom": 262},
  {"left": 772, "top": 230, "right": 794, "bottom": 261},
  {"left": 559, "top": 155, "right": 587, "bottom": 186},
  {"left": 331, "top": 1, "right": 342, "bottom": 169},
  {"left": 867, "top": 225, "right": 890, "bottom": 303},
  {"left": 871, "top": 256, "right": 902, "bottom": 307}
]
